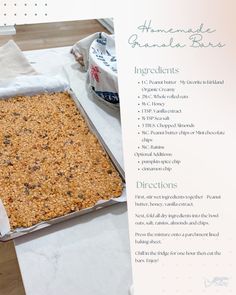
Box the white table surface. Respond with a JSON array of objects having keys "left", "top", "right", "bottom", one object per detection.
[{"left": 14, "top": 46, "right": 132, "bottom": 295}]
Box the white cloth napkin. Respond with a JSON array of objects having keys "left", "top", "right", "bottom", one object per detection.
[
  {"left": 0, "top": 40, "right": 37, "bottom": 80},
  {"left": 0, "top": 200, "right": 10, "bottom": 236},
  {"left": 71, "top": 32, "right": 100, "bottom": 70},
  {"left": 71, "top": 32, "right": 119, "bottom": 106}
]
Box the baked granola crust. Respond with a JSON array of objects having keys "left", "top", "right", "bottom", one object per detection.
[{"left": 0, "top": 92, "right": 123, "bottom": 229}]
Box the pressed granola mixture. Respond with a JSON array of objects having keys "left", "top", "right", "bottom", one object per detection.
[{"left": 0, "top": 92, "right": 123, "bottom": 229}]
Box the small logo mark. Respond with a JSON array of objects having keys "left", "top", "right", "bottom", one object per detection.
[{"left": 204, "top": 277, "right": 229, "bottom": 288}]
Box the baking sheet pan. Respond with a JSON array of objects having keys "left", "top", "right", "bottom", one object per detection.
[{"left": 0, "top": 87, "right": 126, "bottom": 242}]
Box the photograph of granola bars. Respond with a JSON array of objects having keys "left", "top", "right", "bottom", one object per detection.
[{"left": 0, "top": 91, "right": 123, "bottom": 229}]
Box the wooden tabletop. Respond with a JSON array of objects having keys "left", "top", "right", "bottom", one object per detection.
[{"left": 0, "top": 19, "right": 109, "bottom": 51}]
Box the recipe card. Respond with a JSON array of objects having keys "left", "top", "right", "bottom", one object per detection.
[{"left": 115, "top": 0, "right": 236, "bottom": 294}]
